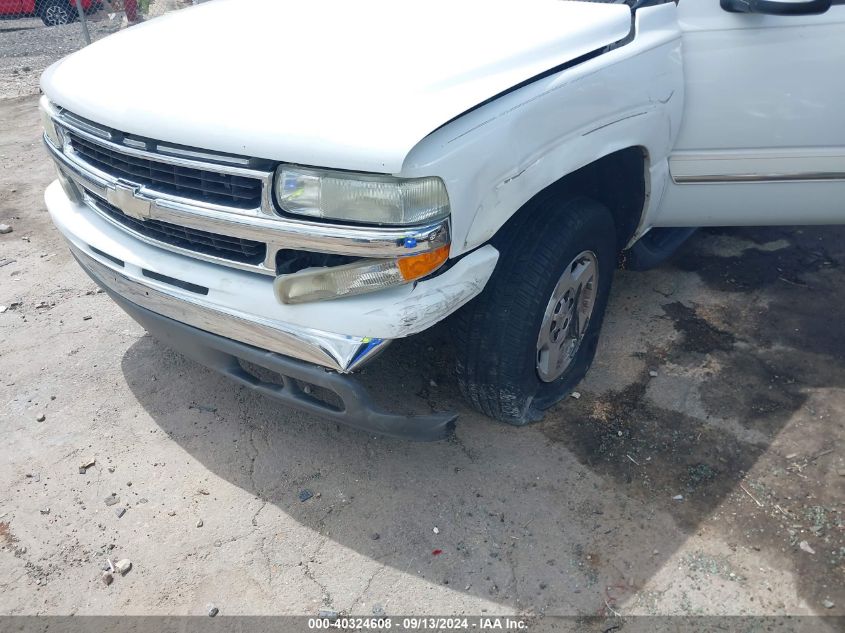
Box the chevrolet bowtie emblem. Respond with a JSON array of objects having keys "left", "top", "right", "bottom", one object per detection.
[{"left": 106, "top": 182, "right": 152, "bottom": 221}]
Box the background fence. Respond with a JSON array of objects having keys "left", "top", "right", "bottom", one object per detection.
[{"left": 1, "top": 0, "right": 206, "bottom": 99}]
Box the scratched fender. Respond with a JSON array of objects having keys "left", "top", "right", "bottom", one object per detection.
[
  {"left": 363, "top": 245, "right": 500, "bottom": 337},
  {"left": 399, "top": 4, "right": 684, "bottom": 255}
]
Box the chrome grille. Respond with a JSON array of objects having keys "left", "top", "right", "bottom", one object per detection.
[
  {"left": 68, "top": 132, "right": 264, "bottom": 210},
  {"left": 90, "top": 193, "right": 267, "bottom": 265},
  {"left": 44, "top": 101, "right": 452, "bottom": 279}
]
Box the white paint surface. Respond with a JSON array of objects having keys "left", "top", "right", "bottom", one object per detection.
[{"left": 41, "top": 0, "right": 631, "bottom": 174}]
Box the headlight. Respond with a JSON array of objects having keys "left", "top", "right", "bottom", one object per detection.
[
  {"left": 275, "top": 165, "right": 450, "bottom": 225},
  {"left": 39, "top": 96, "right": 63, "bottom": 148},
  {"left": 274, "top": 245, "right": 450, "bottom": 304}
]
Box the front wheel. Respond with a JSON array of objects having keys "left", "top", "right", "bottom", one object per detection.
[
  {"left": 39, "top": 0, "right": 75, "bottom": 26},
  {"left": 452, "top": 196, "right": 616, "bottom": 425}
]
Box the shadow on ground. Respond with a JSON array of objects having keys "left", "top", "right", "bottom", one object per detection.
[{"left": 120, "top": 226, "right": 845, "bottom": 616}]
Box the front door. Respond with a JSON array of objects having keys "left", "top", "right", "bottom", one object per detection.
[{"left": 654, "top": 0, "right": 845, "bottom": 226}]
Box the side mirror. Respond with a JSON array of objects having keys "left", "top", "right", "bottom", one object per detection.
[{"left": 721, "top": 0, "right": 832, "bottom": 15}]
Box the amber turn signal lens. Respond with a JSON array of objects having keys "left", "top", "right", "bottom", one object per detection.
[{"left": 397, "top": 244, "right": 450, "bottom": 281}]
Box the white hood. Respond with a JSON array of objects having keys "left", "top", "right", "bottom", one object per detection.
[{"left": 42, "top": 0, "right": 630, "bottom": 173}]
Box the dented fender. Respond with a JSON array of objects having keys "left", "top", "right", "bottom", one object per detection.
[{"left": 363, "top": 245, "right": 499, "bottom": 337}]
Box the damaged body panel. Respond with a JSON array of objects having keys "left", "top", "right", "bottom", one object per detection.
[{"left": 46, "top": 181, "right": 499, "bottom": 372}]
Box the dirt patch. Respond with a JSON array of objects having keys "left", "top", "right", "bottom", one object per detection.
[
  {"left": 662, "top": 301, "right": 736, "bottom": 354},
  {"left": 671, "top": 227, "right": 840, "bottom": 293},
  {"left": 540, "top": 374, "right": 765, "bottom": 532},
  {"left": 0, "top": 522, "right": 17, "bottom": 548},
  {"left": 540, "top": 227, "right": 845, "bottom": 613}
]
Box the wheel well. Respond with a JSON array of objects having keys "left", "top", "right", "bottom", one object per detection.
[{"left": 499, "top": 147, "right": 648, "bottom": 252}]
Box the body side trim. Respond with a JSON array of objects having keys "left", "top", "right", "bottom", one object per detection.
[{"left": 669, "top": 149, "right": 845, "bottom": 184}]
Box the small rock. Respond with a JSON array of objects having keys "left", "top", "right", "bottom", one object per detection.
[
  {"left": 100, "top": 561, "right": 111, "bottom": 571},
  {"left": 318, "top": 609, "right": 338, "bottom": 621},
  {"left": 799, "top": 540, "right": 815, "bottom": 555},
  {"left": 433, "top": 526, "right": 440, "bottom": 534},
  {"left": 79, "top": 458, "right": 96, "bottom": 474},
  {"left": 0, "top": 224, "right": 12, "bottom": 235},
  {"left": 40, "top": 507, "right": 50, "bottom": 515},
  {"left": 207, "top": 604, "right": 219, "bottom": 618},
  {"left": 104, "top": 494, "right": 119, "bottom": 507},
  {"left": 115, "top": 507, "right": 126, "bottom": 518},
  {"left": 299, "top": 490, "right": 313, "bottom": 502},
  {"left": 197, "top": 488, "right": 210, "bottom": 495},
  {"left": 0, "top": 306, "right": 6, "bottom": 314},
  {"left": 83, "top": 315, "right": 92, "bottom": 321},
  {"left": 672, "top": 495, "right": 684, "bottom": 501},
  {"left": 372, "top": 604, "right": 385, "bottom": 616},
  {"left": 570, "top": 391, "right": 581, "bottom": 399},
  {"left": 371, "top": 532, "right": 380, "bottom": 541},
  {"left": 822, "top": 599, "right": 835, "bottom": 609},
  {"left": 167, "top": 510, "right": 176, "bottom": 516},
  {"left": 649, "top": 370, "right": 659, "bottom": 378},
  {"left": 837, "top": 469, "right": 845, "bottom": 477},
  {"left": 196, "top": 519, "right": 203, "bottom": 528},
  {"left": 101, "top": 572, "right": 113, "bottom": 586},
  {"left": 429, "top": 379, "right": 437, "bottom": 388},
  {"left": 36, "top": 414, "right": 46, "bottom": 423},
  {"left": 213, "top": 540, "right": 222, "bottom": 548},
  {"left": 107, "top": 467, "right": 115, "bottom": 473},
  {"left": 126, "top": 482, "right": 132, "bottom": 487},
  {"left": 114, "top": 559, "right": 131, "bottom": 575}
]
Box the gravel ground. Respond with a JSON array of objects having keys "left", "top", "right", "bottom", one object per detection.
[
  {"left": 0, "top": 14, "right": 117, "bottom": 98},
  {"left": 0, "top": 95, "right": 843, "bottom": 628},
  {"left": 0, "top": 1, "right": 191, "bottom": 98}
]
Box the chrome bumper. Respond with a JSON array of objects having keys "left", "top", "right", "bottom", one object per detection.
[
  {"left": 103, "top": 288, "right": 457, "bottom": 441},
  {"left": 71, "top": 243, "right": 385, "bottom": 372}
]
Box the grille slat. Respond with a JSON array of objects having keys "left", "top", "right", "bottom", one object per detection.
[
  {"left": 90, "top": 193, "right": 266, "bottom": 265},
  {"left": 69, "top": 133, "right": 263, "bottom": 208}
]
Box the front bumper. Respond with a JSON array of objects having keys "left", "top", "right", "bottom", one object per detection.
[
  {"left": 93, "top": 279, "right": 458, "bottom": 441},
  {"left": 46, "top": 181, "right": 499, "bottom": 373}
]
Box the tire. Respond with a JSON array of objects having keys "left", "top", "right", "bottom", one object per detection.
[
  {"left": 622, "top": 227, "right": 696, "bottom": 271},
  {"left": 38, "top": 0, "right": 75, "bottom": 26},
  {"left": 452, "top": 195, "right": 616, "bottom": 425}
]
